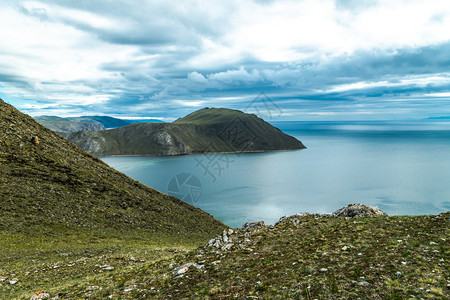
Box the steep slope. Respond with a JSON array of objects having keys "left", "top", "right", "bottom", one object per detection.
[
  {"left": 66, "top": 107, "right": 306, "bottom": 156},
  {"left": 0, "top": 98, "right": 226, "bottom": 235}
]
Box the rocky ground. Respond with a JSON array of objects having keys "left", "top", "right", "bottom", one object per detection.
[{"left": 2, "top": 205, "right": 448, "bottom": 299}]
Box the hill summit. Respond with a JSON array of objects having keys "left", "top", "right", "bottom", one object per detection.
[
  {"left": 0, "top": 98, "right": 225, "bottom": 235},
  {"left": 66, "top": 107, "right": 306, "bottom": 156}
]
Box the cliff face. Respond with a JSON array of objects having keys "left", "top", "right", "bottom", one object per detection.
[
  {"left": 0, "top": 98, "right": 226, "bottom": 235},
  {"left": 66, "top": 108, "right": 306, "bottom": 156}
]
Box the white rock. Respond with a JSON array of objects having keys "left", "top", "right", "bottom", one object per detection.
[
  {"left": 176, "top": 267, "right": 189, "bottom": 275},
  {"left": 221, "top": 243, "right": 234, "bottom": 251},
  {"left": 30, "top": 292, "right": 51, "bottom": 300},
  {"left": 9, "top": 278, "right": 18, "bottom": 285},
  {"left": 319, "top": 268, "right": 328, "bottom": 272}
]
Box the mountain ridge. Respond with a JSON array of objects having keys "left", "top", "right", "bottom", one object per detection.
[{"left": 66, "top": 107, "right": 306, "bottom": 156}]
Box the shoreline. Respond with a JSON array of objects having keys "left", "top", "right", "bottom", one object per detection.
[{"left": 99, "top": 147, "right": 307, "bottom": 158}]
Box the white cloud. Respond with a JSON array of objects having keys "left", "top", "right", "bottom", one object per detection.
[
  {"left": 208, "top": 67, "right": 261, "bottom": 83},
  {"left": 1, "top": 0, "right": 450, "bottom": 119}
]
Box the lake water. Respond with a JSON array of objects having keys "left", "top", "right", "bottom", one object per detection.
[{"left": 102, "top": 121, "right": 450, "bottom": 228}]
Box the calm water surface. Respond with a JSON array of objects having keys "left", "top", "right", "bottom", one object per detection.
[{"left": 102, "top": 121, "right": 450, "bottom": 227}]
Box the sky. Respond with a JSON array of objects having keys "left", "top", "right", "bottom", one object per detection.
[{"left": 1, "top": 0, "right": 450, "bottom": 121}]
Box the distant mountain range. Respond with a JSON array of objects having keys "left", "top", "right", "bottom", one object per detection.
[
  {"left": 35, "top": 115, "right": 163, "bottom": 133},
  {"left": 65, "top": 107, "right": 306, "bottom": 156}
]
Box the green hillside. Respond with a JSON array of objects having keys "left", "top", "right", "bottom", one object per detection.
[
  {"left": 66, "top": 107, "right": 306, "bottom": 156},
  {"left": 173, "top": 107, "right": 248, "bottom": 125},
  {"left": 0, "top": 98, "right": 226, "bottom": 235}
]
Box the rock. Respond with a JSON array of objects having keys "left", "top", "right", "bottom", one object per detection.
[
  {"left": 221, "top": 243, "right": 234, "bottom": 251},
  {"left": 206, "top": 228, "right": 236, "bottom": 249},
  {"left": 9, "top": 278, "right": 18, "bottom": 285},
  {"left": 0, "top": 276, "right": 7, "bottom": 282},
  {"left": 275, "top": 213, "right": 312, "bottom": 226},
  {"left": 332, "top": 204, "right": 387, "bottom": 218},
  {"left": 275, "top": 216, "right": 287, "bottom": 226},
  {"left": 243, "top": 221, "right": 265, "bottom": 229},
  {"left": 100, "top": 265, "right": 114, "bottom": 271},
  {"left": 319, "top": 268, "right": 328, "bottom": 272},
  {"left": 174, "top": 263, "right": 203, "bottom": 276},
  {"left": 30, "top": 291, "right": 50, "bottom": 299},
  {"left": 357, "top": 281, "right": 370, "bottom": 286},
  {"left": 31, "top": 136, "right": 39, "bottom": 146}
]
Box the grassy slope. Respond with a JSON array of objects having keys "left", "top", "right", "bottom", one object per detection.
[
  {"left": 0, "top": 98, "right": 227, "bottom": 298},
  {"left": 2, "top": 213, "right": 447, "bottom": 299},
  {"left": 0, "top": 98, "right": 225, "bottom": 234},
  {"left": 173, "top": 107, "right": 247, "bottom": 125},
  {"left": 67, "top": 107, "right": 306, "bottom": 156}
]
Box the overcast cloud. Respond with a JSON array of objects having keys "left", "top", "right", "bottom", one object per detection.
[{"left": 1, "top": 0, "right": 450, "bottom": 120}]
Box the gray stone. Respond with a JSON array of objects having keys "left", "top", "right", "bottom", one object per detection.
[
  {"left": 174, "top": 263, "right": 202, "bottom": 276},
  {"left": 242, "top": 221, "right": 265, "bottom": 229},
  {"left": 332, "top": 204, "right": 387, "bottom": 218}
]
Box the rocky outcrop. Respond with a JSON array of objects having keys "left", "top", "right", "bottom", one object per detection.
[
  {"left": 242, "top": 221, "right": 265, "bottom": 229},
  {"left": 204, "top": 205, "right": 387, "bottom": 254},
  {"left": 332, "top": 203, "right": 387, "bottom": 218}
]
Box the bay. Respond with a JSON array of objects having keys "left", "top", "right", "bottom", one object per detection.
[{"left": 102, "top": 121, "right": 450, "bottom": 228}]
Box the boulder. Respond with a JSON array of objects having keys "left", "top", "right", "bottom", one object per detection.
[
  {"left": 332, "top": 204, "right": 387, "bottom": 218},
  {"left": 242, "top": 221, "right": 265, "bottom": 229}
]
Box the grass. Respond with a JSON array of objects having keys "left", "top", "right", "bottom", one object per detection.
[
  {"left": 1, "top": 213, "right": 447, "bottom": 299},
  {"left": 0, "top": 229, "right": 206, "bottom": 299}
]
